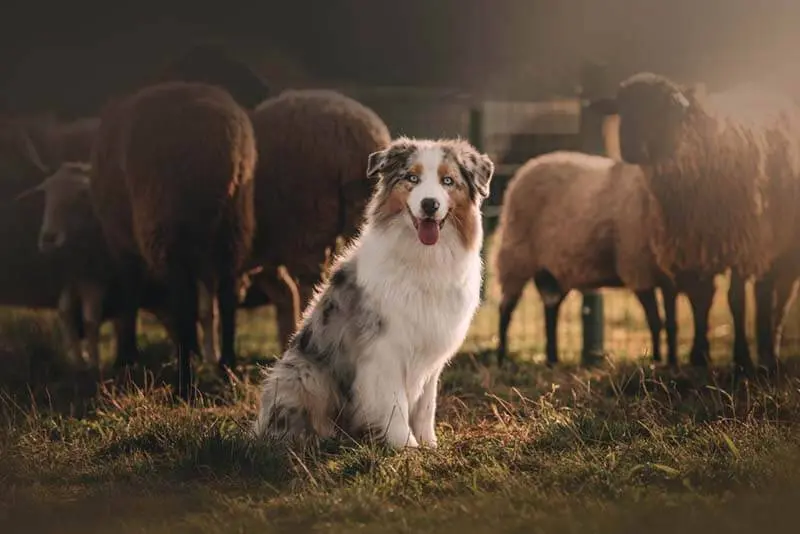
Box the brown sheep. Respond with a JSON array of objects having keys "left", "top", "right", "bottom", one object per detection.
[
  {"left": 611, "top": 72, "right": 800, "bottom": 374},
  {"left": 493, "top": 151, "right": 715, "bottom": 367},
  {"left": 89, "top": 81, "right": 257, "bottom": 399},
  {"left": 247, "top": 89, "right": 391, "bottom": 347}
]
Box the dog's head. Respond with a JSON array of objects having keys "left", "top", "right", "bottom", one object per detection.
[{"left": 365, "top": 137, "right": 494, "bottom": 248}]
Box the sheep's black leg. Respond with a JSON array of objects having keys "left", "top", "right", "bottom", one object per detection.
[
  {"left": 755, "top": 272, "right": 776, "bottom": 374},
  {"left": 534, "top": 270, "right": 564, "bottom": 366},
  {"left": 497, "top": 289, "right": 523, "bottom": 367},
  {"left": 543, "top": 298, "right": 564, "bottom": 367},
  {"left": 113, "top": 256, "right": 143, "bottom": 369},
  {"left": 635, "top": 288, "right": 663, "bottom": 364},
  {"left": 728, "top": 269, "right": 754, "bottom": 377},
  {"left": 217, "top": 273, "right": 239, "bottom": 374},
  {"left": 661, "top": 284, "right": 679, "bottom": 368},
  {"left": 168, "top": 266, "right": 199, "bottom": 402},
  {"left": 684, "top": 276, "right": 715, "bottom": 367}
]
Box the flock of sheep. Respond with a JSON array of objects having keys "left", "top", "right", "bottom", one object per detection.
[
  {"left": 1, "top": 68, "right": 798, "bottom": 402},
  {"left": 493, "top": 72, "right": 800, "bottom": 376},
  {"left": 0, "top": 80, "right": 389, "bottom": 400}
]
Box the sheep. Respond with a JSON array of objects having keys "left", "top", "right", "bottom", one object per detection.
[
  {"left": 18, "top": 160, "right": 238, "bottom": 370},
  {"left": 493, "top": 150, "right": 715, "bottom": 367},
  {"left": 0, "top": 122, "right": 79, "bottom": 318},
  {"left": 247, "top": 89, "right": 391, "bottom": 348},
  {"left": 4, "top": 117, "right": 230, "bottom": 370},
  {"left": 89, "top": 81, "right": 258, "bottom": 400},
  {"left": 611, "top": 72, "right": 800, "bottom": 374}
]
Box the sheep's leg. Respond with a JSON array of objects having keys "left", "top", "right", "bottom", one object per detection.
[
  {"left": 534, "top": 270, "right": 564, "bottom": 367},
  {"left": 258, "top": 267, "right": 302, "bottom": 349},
  {"left": 770, "top": 268, "right": 799, "bottom": 366},
  {"left": 543, "top": 299, "right": 564, "bottom": 366},
  {"left": 728, "top": 269, "right": 753, "bottom": 376},
  {"left": 755, "top": 272, "right": 777, "bottom": 372},
  {"left": 197, "top": 281, "right": 220, "bottom": 365},
  {"left": 295, "top": 273, "right": 318, "bottom": 314},
  {"left": 57, "top": 289, "right": 84, "bottom": 368},
  {"left": 113, "top": 257, "right": 143, "bottom": 369},
  {"left": 167, "top": 266, "right": 199, "bottom": 402},
  {"left": 684, "top": 276, "right": 715, "bottom": 368},
  {"left": 497, "top": 278, "right": 526, "bottom": 367},
  {"left": 661, "top": 284, "right": 679, "bottom": 368},
  {"left": 81, "top": 283, "right": 105, "bottom": 371},
  {"left": 217, "top": 273, "right": 239, "bottom": 374},
  {"left": 634, "top": 289, "right": 663, "bottom": 364}
]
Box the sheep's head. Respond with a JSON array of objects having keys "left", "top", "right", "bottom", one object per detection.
[
  {"left": 15, "top": 162, "right": 93, "bottom": 253},
  {"left": 616, "top": 72, "right": 692, "bottom": 165}
]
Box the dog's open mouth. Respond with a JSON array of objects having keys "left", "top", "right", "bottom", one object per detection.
[{"left": 410, "top": 210, "right": 448, "bottom": 246}]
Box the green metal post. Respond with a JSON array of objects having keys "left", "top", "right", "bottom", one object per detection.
[
  {"left": 581, "top": 292, "right": 604, "bottom": 365},
  {"left": 469, "top": 105, "right": 492, "bottom": 303}
]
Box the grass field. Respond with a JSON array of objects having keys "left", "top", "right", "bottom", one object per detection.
[{"left": 2, "top": 260, "right": 800, "bottom": 533}]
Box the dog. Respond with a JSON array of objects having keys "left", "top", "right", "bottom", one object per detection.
[{"left": 253, "top": 136, "right": 494, "bottom": 449}]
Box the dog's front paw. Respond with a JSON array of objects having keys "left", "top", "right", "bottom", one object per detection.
[
  {"left": 384, "top": 425, "right": 419, "bottom": 449},
  {"left": 415, "top": 429, "right": 438, "bottom": 448}
]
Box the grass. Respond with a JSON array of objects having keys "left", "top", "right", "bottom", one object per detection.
[{"left": 2, "top": 259, "right": 800, "bottom": 532}]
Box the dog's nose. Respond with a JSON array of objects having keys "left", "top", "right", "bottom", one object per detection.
[{"left": 420, "top": 198, "right": 439, "bottom": 217}]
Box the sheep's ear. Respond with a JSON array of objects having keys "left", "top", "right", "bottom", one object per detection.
[
  {"left": 14, "top": 183, "right": 44, "bottom": 202},
  {"left": 672, "top": 90, "right": 690, "bottom": 109},
  {"left": 455, "top": 143, "right": 495, "bottom": 200}
]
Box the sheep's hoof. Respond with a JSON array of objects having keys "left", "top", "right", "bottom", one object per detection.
[{"left": 688, "top": 350, "right": 710, "bottom": 368}]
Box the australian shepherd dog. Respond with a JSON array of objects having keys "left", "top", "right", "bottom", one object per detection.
[{"left": 253, "top": 136, "right": 494, "bottom": 449}]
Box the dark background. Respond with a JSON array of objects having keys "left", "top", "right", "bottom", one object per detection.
[{"left": 2, "top": 0, "right": 799, "bottom": 116}]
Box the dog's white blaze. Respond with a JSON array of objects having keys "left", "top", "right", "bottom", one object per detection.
[{"left": 407, "top": 146, "right": 450, "bottom": 220}]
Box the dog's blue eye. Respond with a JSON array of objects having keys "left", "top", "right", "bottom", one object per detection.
[
  {"left": 406, "top": 174, "right": 419, "bottom": 183},
  {"left": 442, "top": 176, "right": 454, "bottom": 186}
]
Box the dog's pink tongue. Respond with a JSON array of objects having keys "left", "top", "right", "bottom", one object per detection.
[{"left": 417, "top": 219, "right": 440, "bottom": 245}]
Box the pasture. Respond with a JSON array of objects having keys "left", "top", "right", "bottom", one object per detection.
[{"left": 2, "top": 250, "right": 800, "bottom": 533}]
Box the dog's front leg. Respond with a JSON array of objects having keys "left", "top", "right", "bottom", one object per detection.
[
  {"left": 352, "top": 356, "right": 418, "bottom": 449},
  {"left": 410, "top": 369, "right": 442, "bottom": 448}
]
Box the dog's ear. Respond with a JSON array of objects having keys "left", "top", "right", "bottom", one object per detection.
[
  {"left": 454, "top": 142, "right": 495, "bottom": 200},
  {"left": 366, "top": 139, "right": 415, "bottom": 180},
  {"left": 366, "top": 150, "right": 386, "bottom": 180}
]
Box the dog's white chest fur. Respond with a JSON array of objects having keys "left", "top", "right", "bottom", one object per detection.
[{"left": 352, "top": 223, "right": 482, "bottom": 447}]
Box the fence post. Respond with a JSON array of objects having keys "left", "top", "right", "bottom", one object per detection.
[
  {"left": 469, "top": 105, "right": 492, "bottom": 303},
  {"left": 578, "top": 61, "right": 613, "bottom": 366}
]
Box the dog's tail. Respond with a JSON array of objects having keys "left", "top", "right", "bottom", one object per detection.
[{"left": 252, "top": 351, "right": 338, "bottom": 444}]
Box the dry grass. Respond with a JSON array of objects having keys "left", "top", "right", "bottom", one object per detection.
[{"left": 1, "top": 254, "right": 800, "bottom": 532}]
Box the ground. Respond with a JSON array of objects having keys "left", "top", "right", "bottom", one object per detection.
[{"left": 2, "top": 265, "right": 800, "bottom": 533}]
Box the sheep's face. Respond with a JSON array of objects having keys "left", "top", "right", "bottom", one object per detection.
[
  {"left": 16, "top": 162, "right": 93, "bottom": 253},
  {"left": 617, "top": 72, "right": 690, "bottom": 165},
  {"left": 365, "top": 137, "right": 493, "bottom": 247}
]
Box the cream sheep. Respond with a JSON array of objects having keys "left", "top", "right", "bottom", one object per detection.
[{"left": 493, "top": 150, "right": 714, "bottom": 367}]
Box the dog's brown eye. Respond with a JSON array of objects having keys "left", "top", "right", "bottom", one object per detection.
[
  {"left": 406, "top": 174, "right": 419, "bottom": 184},
  {"left": 442, "top": 176, "right": 454, "bottom": 186}
]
